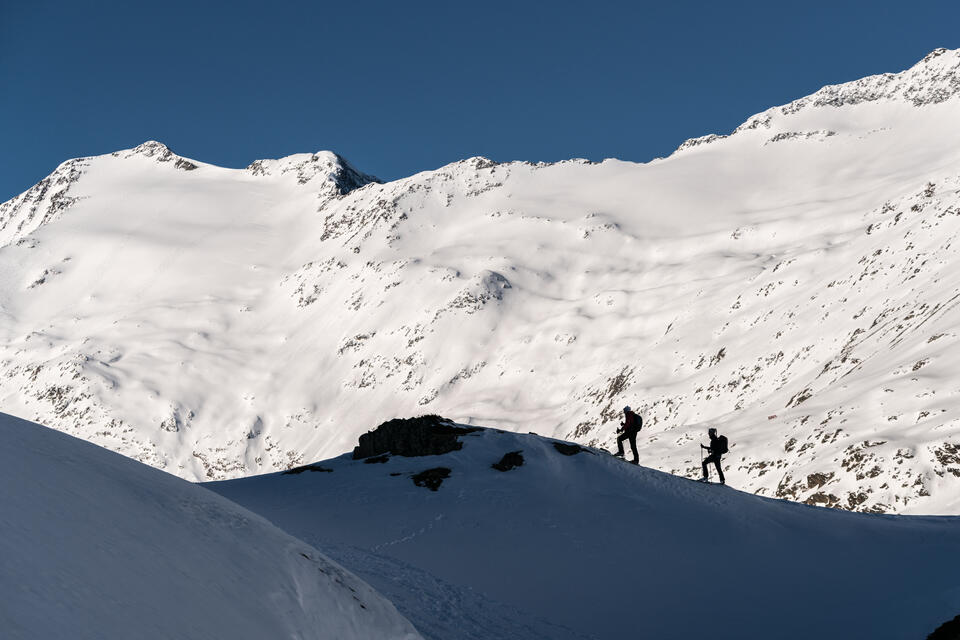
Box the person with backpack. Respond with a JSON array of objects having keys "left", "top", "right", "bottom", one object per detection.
[
  {"left": 613, "top": 406, "right": 642, "bottom": 464},
  {"left": 699, "top": 427, "right": 727, "bottom": 484}
]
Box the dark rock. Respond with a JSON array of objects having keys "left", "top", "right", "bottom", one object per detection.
[
  {"left": 364, "top": 455, "right": 390, "bottom": 464},
  {"left": 806, "top": 472, "right": 835, "bottom": 489},
  {"left": 553, "top": 442, "right": 585, "bottom": 456},
  {"left": 927, "top": 614, "right": 960, "bottom": 639},
  {"left": 389, "top": 472, "right": 402, "bottom": 477},
  {"left": 803, "top": 492, "right": 841, "bottom": 508},
  {"left": 352, "top": 415, "right": 480, "bottom": 459},
  {"left": 282, "top": 464, "right": 334, "bottom": 475},
  {"left": 411, "top": 467, "right": 451, "bottom": 491},
  {"left": 492, "top": 451, "right": 524, "bottom": 472}
]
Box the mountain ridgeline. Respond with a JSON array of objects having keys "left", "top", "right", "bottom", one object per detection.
[{"left": 2, "top": 49, "right": 960, "bottom": 514}]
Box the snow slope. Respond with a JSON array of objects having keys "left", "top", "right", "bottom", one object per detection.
[
  {"left": 209, "top": 425, "right": 960, "bottom": 640},
  {"left": 2, "top": 50, "right": 960, "bottom": 513},
  {"left": 0, "top": 411, "right": 421, "bottom": 640}
]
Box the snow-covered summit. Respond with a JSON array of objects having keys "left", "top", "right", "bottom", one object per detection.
[
  {"left": 247, "top": 150, "right": 380, "bottom": 195},
  {"left": 119, "top": 140, "right": 204, "bottom": 170}
]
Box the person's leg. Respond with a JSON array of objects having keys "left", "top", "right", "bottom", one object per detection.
[
  {"left": 628, "top": 433, "right": 639, "bottom": 463},
  {"left": 714, "top": 455, "right": 725, "bottom": 484},
  {"left": 703, "top": 454, "right": 720, "bottom": 480},
  {"left": 615, "top": 432, "right": 628, "bottom": 456}
]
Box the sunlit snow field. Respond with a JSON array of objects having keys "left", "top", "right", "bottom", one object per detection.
[{"left": 1, "top": 50, "right": 959, "bottom": 515}]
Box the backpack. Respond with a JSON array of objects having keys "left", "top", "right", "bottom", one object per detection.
[
  {"left": 715, "top": 435, "right": 728, "bottom": 455},
  {"left": 627, "top": 411, "right": 642, "bottom": 434}
]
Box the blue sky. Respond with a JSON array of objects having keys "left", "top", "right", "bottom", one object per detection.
[{"left": 2, "top": 0, "right": 958, "bottom": 201}]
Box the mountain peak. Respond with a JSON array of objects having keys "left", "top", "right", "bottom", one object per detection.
[
  {"left": 130, "top": 140, "right": 173, "bottom": 157},
  {"left": 119, "top": 140, "right": 200, "bottom": 171},
  {"left": 246, "top": 151, "right": 380, "bottom": 196},
  {"left": 920, "top": 47, "right": 953, "bottom": 65}
]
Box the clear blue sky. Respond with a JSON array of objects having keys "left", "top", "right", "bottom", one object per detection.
[{"left": 2, "top": 0, "right": 958, "bottom": 201}]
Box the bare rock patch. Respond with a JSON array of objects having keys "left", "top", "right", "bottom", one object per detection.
[
  {"left": 411, "top": 467, "right": 451, "bottom": 491},
  {"left": 352, "top": 415, "right": 480, "bottom": 459},
  {"left": 492, "top": 451, "right": 524, "bottom": 472}
]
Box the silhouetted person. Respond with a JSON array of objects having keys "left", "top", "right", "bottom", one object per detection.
[
  {"left": 614, "top": 406, "right": 642, "bottom": 464},
  {"left": 699, "top": 427, "right": 727, "bottom": 484}
]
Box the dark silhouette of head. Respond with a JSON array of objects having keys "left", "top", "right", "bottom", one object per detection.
[
  {"left": 623, "top": 406, "right": 631, "bottom": 413},
  {"left": 708, "top": 427, "right": 717, "bottom": 438}
]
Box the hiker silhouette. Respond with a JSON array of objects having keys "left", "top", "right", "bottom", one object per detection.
[
  {"left": 699, "top": 427, "right": 727, "bottom": 484},
  {"left": 613, "top": 406, "right": 642, "bottom": 464}
]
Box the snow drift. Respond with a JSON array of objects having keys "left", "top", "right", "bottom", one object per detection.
[{"left": 0, "top": 411, "right": 420, "bottom": 640}]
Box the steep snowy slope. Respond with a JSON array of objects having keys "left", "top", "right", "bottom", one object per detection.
[
  {"left": 0, "top": 411, "right": 421, "bottom": 640},
  {"left": 1, "top": 50, "right": 960, "bottom": 514},
  {"left": 208, "top": 424, "right": 960, "bottom": 640}
]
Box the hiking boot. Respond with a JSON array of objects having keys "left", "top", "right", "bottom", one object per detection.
[
  {"left": 613, "top": 451, "right": 624, "bottom": 458},
  {"left": 697, "top": 477, "right": 709, "bottom": 483}
]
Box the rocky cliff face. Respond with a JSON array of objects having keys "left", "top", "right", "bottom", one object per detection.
[{"left": 1, "top": 49, "right": 959, "bottom": 514}]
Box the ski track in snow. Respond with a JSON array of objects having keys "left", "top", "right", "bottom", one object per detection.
[
  {"left": 372, "top": 514, "right": 445, "bottom": 553},
  {"left": 314, "top": 541, "right": 591, "bottom": 640}
]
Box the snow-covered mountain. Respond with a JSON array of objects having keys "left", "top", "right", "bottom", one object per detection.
[
  {"left": 0, "top": 411, "right": 421, "bottom": 640},
  {"left": 2, "top": 49, "right": 960, "bottom": 514},
  {"left": 208, "top": 422, "right": 960, "bottom": 640}
]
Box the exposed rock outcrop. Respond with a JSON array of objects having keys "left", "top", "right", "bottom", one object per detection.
[
  {"left": 553, "top": 442, "right": 586, "bottom": 456},
  {"left": 411, "top": 467, "right": 451, "bottom": 491},
  {"left": 352, "top": 415, "right": 480, "bottom": 459},
  {"left": 492, "top": 450, "right": 524, "bottom": 471},
  {"left": 281, "top": 463, "right": 333, "bottom": 475}
]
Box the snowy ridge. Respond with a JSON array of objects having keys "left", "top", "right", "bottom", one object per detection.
[
  {"left": 1, "top": 49, "right": 960, "bottom": 515},
  {"left": 676, "top": 47, "right": 960, "bottom": 152},
  {"left": 0, "top": 141, "right": 376, "bottom": 249},
  {"left": 209, "top": 424, "right": 960, "bottom": 640},
  {"left": 773, "top": 47, "right": 960, "bottom": 109},
  {"left": 0, "top": 411, "right": 421, "bottom": 640},
  {"left": 0, "top": 156, "right": 89, "bottom": 246}
]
